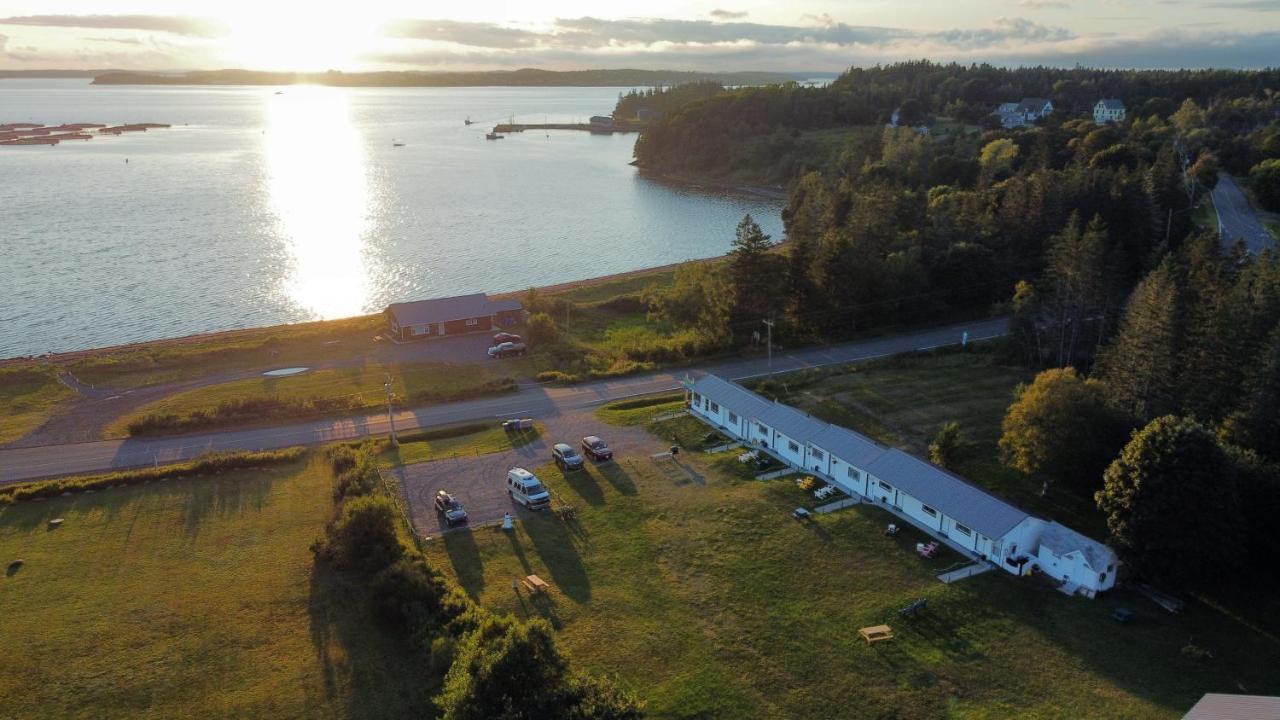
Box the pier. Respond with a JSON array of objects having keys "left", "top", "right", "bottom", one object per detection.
[{"left": 491, "top": 122, "right": 640, "bottom": 135}]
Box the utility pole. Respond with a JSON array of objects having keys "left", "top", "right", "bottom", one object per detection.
[
  {"left": 383, "top": 374, "right": 398, "bottom": 447},
  {"left": 762, "top": 319, "right": 775, "bottom": 376}
]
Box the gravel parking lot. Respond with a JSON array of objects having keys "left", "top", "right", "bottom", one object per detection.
[{"left": 391, "top": 410, "right": 665, "bottom": 536}]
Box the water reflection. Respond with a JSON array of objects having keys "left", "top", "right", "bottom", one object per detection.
[{"left": 263, "top": 86, "right": 370, "bottom": 319}]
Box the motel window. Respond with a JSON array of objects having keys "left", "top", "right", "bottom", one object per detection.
[
  {"left": 787, "top": 440, "right": 800, "bottom": 454},
  {"left": 847, "top": 467, "right": 858, "bottom": 480},
  {"left": 709, "top": 402, "right": 720, "bottom": 413},
  {"left": 878, "top": 481, "right": 892, "bottom": 492},
  {"left": 465, "top": 318, "right": 479, "bottom": 326},
  {"left": 921, "top": 505, "right": 938, "bottom": 518},
  {"left": 692, "top": 393, "right": 701, "bottom": 405},
  {"left": 757, "top": 423, "right": 768, "bottom": 435},
  {"left": 955, "top": 523, "right": 972, "bottom": 537},
  {"left": 811, "top": 448, "right": 824, "bottom": 461},
  {"left": 728, "top": 412, "right": 738, "bottom": 424}
]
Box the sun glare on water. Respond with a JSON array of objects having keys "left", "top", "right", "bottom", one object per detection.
[{"left": 263, "top": 86, "right": 372, "bottom": 320}]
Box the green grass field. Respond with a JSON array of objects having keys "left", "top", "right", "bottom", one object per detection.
[
  {"left": 378, "top": 422, "right": 544, "bottom": 467},
  {"left": 421, "top": 397, "right": 1280, "bottom": 720},
  {"left": 106, "top": 361, "right": 515, "bottom": 437},
  {"left": 0, "top": 453, "right": 432, "bottom": 719},
  {"left": 0, "top": 365, "right": 75, "bottom": 445}
]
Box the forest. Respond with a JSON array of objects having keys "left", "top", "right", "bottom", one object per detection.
[{"left": 633, "top": 61, "right": 1280, "bottom": 593}]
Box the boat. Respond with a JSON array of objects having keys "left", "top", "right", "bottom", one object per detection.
[
  {"left": 485, "top": 132, "right": 504, "bottom": 140},
  {"left": 393, "top": 140, "right": 405, "bottom": 147},
  {"left": 464, "top": 116, "right": 474, "bottom": 125}
]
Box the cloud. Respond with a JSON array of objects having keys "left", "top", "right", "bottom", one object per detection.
[
  {"left": 1209, "top": 0, "right": 1280, "bottom": 9},
  {"left": 0, "top": 14, "right": 227, "bottom": 38},
  {"left": 1018, "top": 0, "right": 1072, "bottom": 7},
  {"left": 87, "top": 36, "right": 144, "bottom": 45},
  {"left": 382, "top": 19, "right": 542, "bottom": 48},
  {"left": 710, "top": 9, "right": 749, "bottom": 20}
]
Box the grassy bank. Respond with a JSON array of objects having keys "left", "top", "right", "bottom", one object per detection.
[
  {"left": 420, "top": 396, "right": 1280, "bottom": 719},
  {"left": 0, "top": 365, "right": 74, "bottom": 445},
  {"left": 377, "top": 421, "right": 544, "bottom": 466},
  {"left": 0, "top": 452, "right": 432, "bottom": 719},
  {"left": 110, "top": 362, "right": 517, "bottom": 437}
]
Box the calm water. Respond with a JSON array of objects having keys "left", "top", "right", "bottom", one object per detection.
[{"left": 0, "top": 80, "right": 782, "bottom": 358}]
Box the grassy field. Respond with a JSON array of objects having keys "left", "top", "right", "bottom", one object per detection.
[
  {"left": 106, "top": 361, "right": 516, "bottom": 437},
  {"left": 0, "top": 365, "right": 74, "bottom": 445},
  {"left": 377, "top": 422, "right": 544, "bottom": 467},
  {"left": 422, "top": 398, "right": 1280, "bottom": 720},
  {"left": 0, "top": 453, "right": 433, "bottom": 719}
]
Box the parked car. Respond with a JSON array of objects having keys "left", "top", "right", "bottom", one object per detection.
[
  {"left": 433, "top": 490, "right": 468, "bottom": 526},
  {"left": 581, "top": 435, "right": 613, "bottom": 461},
  {"left": 487, "top": 341, "right": 528, "bottom": 358},
  {"left": 493, "top": 332, "right": 522, "bottom": 344},
  {"left": 552, "top": 443, "right": 584, "bottom": 471},
  {"left": 507, "top": 467, "right": 551, "bottom": 510}
]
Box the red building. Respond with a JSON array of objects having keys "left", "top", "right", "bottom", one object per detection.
[{"left": 384, "top": 293, "right": 523, "bottom": 341}]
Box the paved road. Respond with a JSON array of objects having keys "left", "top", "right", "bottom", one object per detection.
[
  {"left": 0, "top": 317, "right": 1007, "bottom": 484},
  {"left": 1212, "top": 173, "right": 1275, "bottom": 255}
]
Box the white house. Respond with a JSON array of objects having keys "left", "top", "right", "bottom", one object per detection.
[
  {"left": 684, "top": 373, "right": 1119, "bottom": 598},
  {"left": 1094, "top": 98, "right": 1126, "bottom": 124},
  {"left": 994, "top": 98, "right": 1054, "bottom": 129}
]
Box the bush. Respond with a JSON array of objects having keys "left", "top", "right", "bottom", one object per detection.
[
  {"left": 0, "top": 448, "right": 306, "bottom": 503},
  {"left": 397, "top": 422, "right": 493, "bottom": 444},
  {"left": 315, "top": 495, "right": 404, "bottom": 573},
  {"left": 406, "top": 377, "right": 517, "bottom": 405},
  {"left": 536, "top": 370, "right": 581, "bottom": 384},
  {"left": 526, "top": 312, "right": 562, "bottom": 346},
  {"left": 128, "top": 394, "right": 367, "bottom": 436},
  {"left": 605, "top": 393, "right": 685, "bottom": 411},
  {"left": 929, "top": 422, "right": 964, "bottom": 469}
]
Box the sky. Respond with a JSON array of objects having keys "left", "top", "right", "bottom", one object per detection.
[{"left": 1, "top": 0, "right": 1278, "bottom": 72}]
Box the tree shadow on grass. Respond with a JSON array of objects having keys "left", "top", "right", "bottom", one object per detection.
[
  {"left": 442, "top": 528, "right": 485, "bottom": 600},
  {"left": 523, "top": 513, "right": 591, "bottom": 604},
  {"left": 181, "top": 472, "right": 273, "bottom": 541},
  {"left": 307, "top": 560, "right": 437, "bottom": 719}
]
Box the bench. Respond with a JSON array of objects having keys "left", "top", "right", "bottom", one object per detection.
[{"left": 522, "top": 574, "right": 551, "bottom": 594}]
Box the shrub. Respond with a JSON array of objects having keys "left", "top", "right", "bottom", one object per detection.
[
  {"left": 536, "top": 370, "right": 580, "bottom": 384},
  {"left": 605, "top": 393, "right": 684, "bottom": 411},
  {"left": 0, "top": 448, "right": 307, "bottom": 503},
  {"left": 406, "top": 377, "right": 517, "bottom": 405},
  {"left": 397, "top": 422, "right": 493, "bottom": 444},
  {"left": 316, "top": 495, "right": 404, "bottom": 573},
  {"left": 928, "top": 422, "right": 964, "bottom": 469},
  {"left": 526, "top": 312, "right": 562, "bottom": 346}
]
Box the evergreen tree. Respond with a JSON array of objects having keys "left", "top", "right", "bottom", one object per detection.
[
  {"left": 1096, "top": 416, "right": 1244, "bottom": 589},
  {"left": 1221, "top": 323, "right": 1280, "bottom": 460},
  {"left": 1044, "top": 213, "right": 1109, "bottom": 367},
  {"left": 1094, "top": 258, "right": 1184, "bottom": 422},
  {"left": 727, "top": 215, "right": 784, "bottom": 337}
]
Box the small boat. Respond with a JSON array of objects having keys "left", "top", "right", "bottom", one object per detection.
[
  {"left": 485, "top": 132, "right": 504, "bottom": 140},
  {"left": 393, "top": 140, "right": 405, "bottom": 147},
  {"left": 464, "top": 116, "right": 474, "bottom": 125},
  {"left": 275, "top": 91, "right": 284, "bottom": 95}
]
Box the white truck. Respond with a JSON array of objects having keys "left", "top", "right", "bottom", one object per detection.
[{"left": 506, "top": 467, "right": 551, "bottom": 510}]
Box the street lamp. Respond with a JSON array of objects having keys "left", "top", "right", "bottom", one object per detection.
[
  {"left": 762, "top": 319, "right": 775, "bottom": 376},
  {"left": 383, "top": 374, "right": 398, "bottom": 447}
]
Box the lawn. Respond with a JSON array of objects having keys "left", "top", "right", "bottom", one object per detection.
[
  {"left": 106, "top": 360, "right": 516, "bottom": 437},
  {"left": 68, "top": 314, "right": 384, "bottom": 390},
  {"left": 421, "top": 401, "right": 1280, "bottom": 720},
  {"left": 378, "top": 422, "right": 544, "bottom": 467},
  {"left": 0, "top": 364, "right": 75, "bottom": 445},
  {"left": 0, "top": 453, "right": 433, "bottom": 719}
]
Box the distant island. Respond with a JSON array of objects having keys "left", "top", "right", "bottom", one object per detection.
[{"left": 91, "top": 68, "right": 811, "bottom": 87}]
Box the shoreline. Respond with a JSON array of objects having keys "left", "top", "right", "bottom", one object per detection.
[{"left": 0, "top": 259, "right": 714, "bottom": 367}]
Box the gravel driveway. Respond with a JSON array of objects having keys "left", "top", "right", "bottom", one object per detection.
[{"left": 390, "top": 408, "right": 667, "bottom": 536}]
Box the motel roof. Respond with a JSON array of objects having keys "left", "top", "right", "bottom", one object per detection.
[
  {"left": 757, "top": 403, "right": 827, "bottom": 443},
  {"left": 385, "top": 293, "right": 522, "bottom": 327},
  {"left": 865, "top": 449, "right": 1030, "bottom": 539},
  {"left": 690, "top": 375, "right": 772, "bottom": 418},
  {"left": 809, "top": 425, "right": 887, "bottom": 469},
  {"left": 1183, "top": 694, "right": 1280, "bottom": 720},
  {"left": 1038, "top": 521, "right": 1114, "bottom": 571}
]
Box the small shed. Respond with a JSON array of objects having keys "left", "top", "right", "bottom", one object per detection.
[{"left": 384, "top": 293, "right": 523, "bottom": 341}]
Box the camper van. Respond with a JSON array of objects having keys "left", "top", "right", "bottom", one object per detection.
[{"left": 506, "top": 467, "right": 551, "bottom": 510}]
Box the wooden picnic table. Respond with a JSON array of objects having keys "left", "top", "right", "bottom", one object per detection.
[
  {"left": 522, "top": 574, "right": 551, "bottom": 593},
  {"left": 858, "top": 624, "right": 895, "bottom": 644}
]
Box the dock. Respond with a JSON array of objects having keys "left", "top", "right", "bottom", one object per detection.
[
  {"left": 492, "top": 122, "right": 640, "bottom": 135},
  {"left": 1, "top": 119, "right": 168, "bottom": 148}
]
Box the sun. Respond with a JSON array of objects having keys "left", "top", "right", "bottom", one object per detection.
[{"left": 222, "top": 8, "right": 388, "bottom": 71}]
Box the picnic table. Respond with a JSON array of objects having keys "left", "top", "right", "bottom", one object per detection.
[
  {"left": 522, "top": 574, "right": 551, "bottom": 594},
  {"left": 859, "top": 625, "right": 895, "bottom": 644}
]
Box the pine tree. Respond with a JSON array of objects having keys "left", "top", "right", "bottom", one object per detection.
[
  {"left": 1094, "top": 258, "right": 1184, "bottom": 423},
  {"left": 1221, "top": 323, "right": 1280, "bottom": 460},
  {"left": 728, "top": 214, "right": 784, "bottom": 339},
  {"left": 1044, "top": 213, "right": 1108, "bottom": 367}
]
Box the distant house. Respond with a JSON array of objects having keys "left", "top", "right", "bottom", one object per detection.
[
  {"left": 1094, "top": 98, "right": 1126, "bottom": 124},
  {"left": 994, "top": 98, "right": 1054, "bottom": 129},
  {"left": 685, "top": 373, "right": 1120, "bottom": 598},
  {"left": 589, "top": 115, "right": 614, "bottom": 128},
  {"left": 1183, "top": 694, "right": 1280, "bottom": 720},
  {"left": 384, "top": 293, "right": 523, "bottom": 342}
]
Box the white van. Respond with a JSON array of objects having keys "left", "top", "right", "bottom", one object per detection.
[{"left": 506, "top": 467, "right": 551, "bottom": 510}]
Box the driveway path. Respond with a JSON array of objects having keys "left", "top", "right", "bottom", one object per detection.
[
  {"left": 0, "top": 317, "right": 1006, "bottom": 484},
  {"left": 1213, "top": 173, "right": 1275, "bottom": 255}
]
